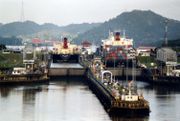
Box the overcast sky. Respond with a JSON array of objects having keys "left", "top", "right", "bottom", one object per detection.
[{"left": 0, "top": 0, "right": 180, "bottom": 26}]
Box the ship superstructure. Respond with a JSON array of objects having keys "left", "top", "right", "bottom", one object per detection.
[
  {"left": 101, "top": 31, "right": 136, "bottom": 67},
  {"left": 52, "top": 37, "right": 80, "bottom": 63}
]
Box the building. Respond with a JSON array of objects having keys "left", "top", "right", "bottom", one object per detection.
[
  {"left": 156, "top": 47, "right": 177, "bottom": 76},
  {"left": 136, "top": 46, "right": 156, "bottom": 56},
  {"left": 81, "top": 41, "right": 92, "bottom": 48},
  {"left": 81, "top": 41, "right": 93, "bottom": 55}
]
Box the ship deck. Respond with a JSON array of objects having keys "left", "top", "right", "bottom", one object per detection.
[{"left": 50, "top": 63, "right": 84, "bottom": 69}]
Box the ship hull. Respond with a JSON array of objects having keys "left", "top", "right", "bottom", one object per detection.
[
  {"left": 104, "top": 59, "right": 134, "bottom": 67},
  {"left": 102, "top": 46, "right": 136, "bottom": 68},
  {"left": 52, "top": 54, "right": 79, "bottom": 63},
  {"left": 109, "top": 107, "right": 150, "bottom": 116}
]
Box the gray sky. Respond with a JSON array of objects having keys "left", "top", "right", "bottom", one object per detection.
[{"left": 0, "top": 0, "right": 180, "bottom": 26}]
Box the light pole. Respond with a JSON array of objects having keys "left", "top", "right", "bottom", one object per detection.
[
  {"left": 114, "top": 55, "right": 115, "bottom": 81},
  {"left": 126, "top": 48, "right": 128, "bottom": 83},
  {"left": 106, "top": 47, "right": 110, "bottom": 68},
  {"left": 164, "top": 19, "right": 168, "bottom": 46}
]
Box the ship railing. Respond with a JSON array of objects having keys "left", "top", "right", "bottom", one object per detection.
[{"left": 112, "top": 99, "right": 150, "bottom": 109}]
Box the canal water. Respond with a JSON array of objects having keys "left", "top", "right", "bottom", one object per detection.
[{"left": 0, "top": 78, "right": 180, "bottom": 121}]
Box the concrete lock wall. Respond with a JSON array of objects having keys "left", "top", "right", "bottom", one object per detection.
[
  {"left": 108, "top": 68, "right": 142, "bottom": 76},
  {"left": 48, "top": 68, "right": 86, "bottom": 76},
  {"left": 69, "top": 69, "right": 85, "bottom": 76}
]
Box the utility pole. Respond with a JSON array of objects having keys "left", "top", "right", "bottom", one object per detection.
[
  {"left": 123, "top": 29, "right": 126, "bottom": 38},
  {"left": 164, "top": 19, "right": 168, "bottom": 46},
  {"left": 23, "top": 43, "right": 27, "bottom": 61}
]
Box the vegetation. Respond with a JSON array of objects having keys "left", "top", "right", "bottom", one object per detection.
[
  {"left": 0, "top": 44, "right": 6, "bottom": 50},
  {"left": 61, "top": 23, "right": 101, "bottom": 34},
  {"left": 0, "top": 21, "right": 100, "bottom": 37},
  {"left": 0, "top": 36, "right": 22, "bottom": 45},
  {"left": 178, "top": 57, "right": 180, "bottom": 63},
  {"left": 0, "top": 52, "right": 23, "bottom": 68},
  {"left": 74, "top": 10, "right": 180, "bottom": 46},
  {"left": 137, "top": 56, "right": 157, "bottom": 68},
  {"left": 0, "top": 51, "right": 47, "bottom": 69},
  {"left": 167, "top": 39, "right": 180, "bottom": 47},
  {"left": 168, "top": 39, "right": 180, "bottom": 55}
]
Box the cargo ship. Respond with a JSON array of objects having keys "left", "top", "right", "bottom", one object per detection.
[
  {"left": 51, "top": 37, "right": 80, "bottom": 63},
  {"left": 101, "top": 31, "right": 136, "bottom": 67}
]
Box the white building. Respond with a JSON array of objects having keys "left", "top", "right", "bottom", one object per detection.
[
  {"left": 12, "top": 67, "right": 26, "bottom": 75},
  {"left": 156, "top": 47, "right": 177, "bottom": 76},
  {"left": 136, "top": 46, "right": 155, "bottom": 56},
  {"left": 157, "top": 47, "right": 177, "bottom": 64}
]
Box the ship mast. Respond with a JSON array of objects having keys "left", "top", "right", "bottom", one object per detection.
[
  {"left": 126, "top": 38, "right": 128, "bottom": 85},
  {"left": 123, "top": 30, "right": 126, "bottom": 38}
]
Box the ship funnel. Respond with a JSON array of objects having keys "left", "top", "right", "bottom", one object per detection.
[
  {"left": 63, "top": 37, "right": 68, "bottom": 49},
  {"left": 114, "top": 32, "right": 121, "bottom": 41}
]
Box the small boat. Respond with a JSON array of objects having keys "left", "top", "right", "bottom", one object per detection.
[
  {"left": 110, "top": 81, "right": 150, "bottom": 116},
  {"left": 100, "top": 70, "right": 150, "bottom": 115},
  {"left": 113, "top": 59, "right": 149, "bottom": 115}
]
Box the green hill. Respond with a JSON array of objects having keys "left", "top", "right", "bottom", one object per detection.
[
  {"left": 60, "top": 23, "right": 101, "bottom": 34},
  {"left": 0, "top": 21, "right": 101, "bottom": 37},
  {"left": 74, "top": 10, "right": 180, "bottom": 46},
  {"left": 0, "top": 21, "right": 41, "bottom": 36},
  {"left": 0, "top": 36, "right": 22, "bottom": 45},
  {"left": 167, "top": 39, "right": 180, "bottom": 47}
]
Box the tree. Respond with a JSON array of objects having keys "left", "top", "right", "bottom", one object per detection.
[{"left": 0, "top": 44, "right": 6, "bottom": 50}]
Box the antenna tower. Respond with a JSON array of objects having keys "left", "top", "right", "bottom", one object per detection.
[
  {"left": 164, "top": 19, "right": 168, "bottom": 46},
  {"left": 20, "top": 0, "right": 25, "bottom": 22}
]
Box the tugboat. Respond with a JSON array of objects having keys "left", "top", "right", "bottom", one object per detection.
[
  {"left": 101, "top": 70, "right": 150, "bottom": 115},
  {"left": 52, "top": 37, "right": 80, "bottom": 63},
  {"left": 101, "top": 31, "right": 136, "bottom": 67},
  {"left": 111, "top": 81, "right": 150, "bottom": 115}
]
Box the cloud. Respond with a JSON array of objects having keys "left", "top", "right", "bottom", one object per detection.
[{"left": 0, "top": 0, "right": 180, "bottom": 25}]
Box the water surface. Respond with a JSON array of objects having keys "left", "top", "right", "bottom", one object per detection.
[{"left": 0, "top": 78, "right": 180, "bottom": 121}]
